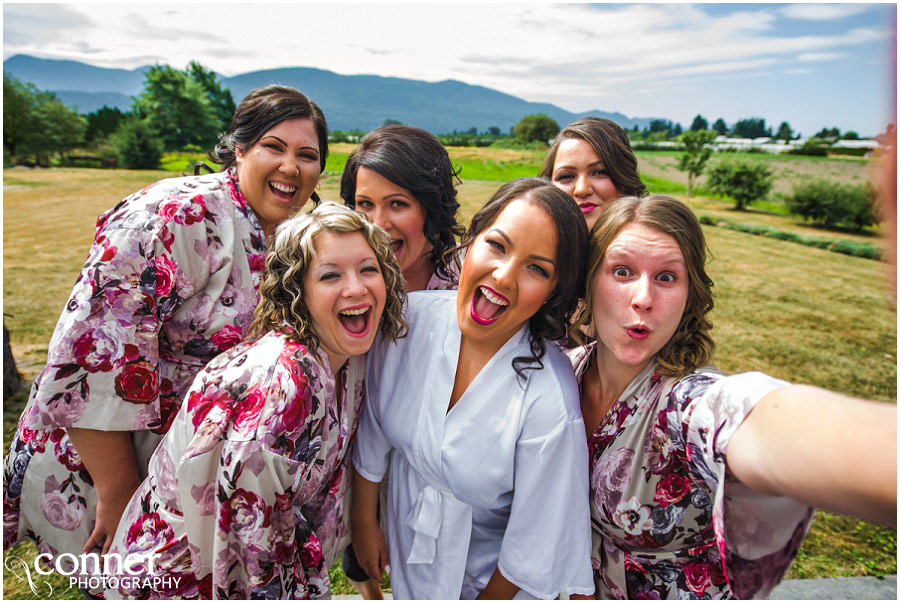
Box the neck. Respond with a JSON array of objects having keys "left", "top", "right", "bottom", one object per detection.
[
  {"left": 592, "top": 345, "right": 652, "bottom": 411},
  {"left": 403, "top": 254, "right": 435, "bottom": 292},
  {"left": 325, "top": 351, "right": 348, "bottom": 380}
]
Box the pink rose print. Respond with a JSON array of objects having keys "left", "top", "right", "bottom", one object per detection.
[
  {"left": 72, "top": 326, "right": 125, "bottom": 372},
  {"left": 191, "top": 482, "right": 217, "bottom": 516},
  {"left": 218, "top": 488, "right": 270, "bottom": 542},
  {"left": 126, "top": 512, "right": 175, "bottom": 555},
  {"left": 233, "top": 387, "right": 266, "bottom": 435},
  {"left": 44, "top": 389, "right": 87, "bottom": 426},
  {"left": 299, "top": 536, "right": 323, "bottom": 569},
  {"left": 654, "top": 473, "right": 692, "bottom": 506},
  {"left": 211, "top": 325, "right": 243, "bottom": 352},
  {"left": 114, "top": 362, "right": 159, "bottom": 404},
  {"left": 683, "top": 562, "right": 711, "bottom": 595},
  {"left": 158, "top": 198, "right": 182, "bottom": 223},
  {"left": 180, "top": 195, "right": 207, "bottom": 225},
  {"left": 248, "top": 253, "right": 266, "bottom": 272},
  {"left": 41, "top": 490, "right": 84, "bottom": 531},
  {"left": 155, "top": 254, "right": 177, "bottom": 297},
  {"left": 54, "top": 436, "right": 85, "bottom": 472}
]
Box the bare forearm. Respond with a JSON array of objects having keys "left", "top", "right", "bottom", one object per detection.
[
  {"left": 477, "top": 567, "right": 520, "bottom": 600},
  {"left": 66, "top": 428, "right": 141, "bottom": 497},
  {"left": 727, "top": 385, "right": 897, "bottom": 525},
  {"left": 351, "top": 468, "right": 381, "bottom": 527}
]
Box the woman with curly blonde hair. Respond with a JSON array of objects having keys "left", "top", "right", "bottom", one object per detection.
[
  {"left": 102, "top": 203, "right": 407, "bottom": 599},
  {"left": 569, "top": 195, "right": 895, "bottom": 600}
]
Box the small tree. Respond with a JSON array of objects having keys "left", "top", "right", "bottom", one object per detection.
[
  {"left": 706, "top": 160, "right": 773, "bottom": 210},
  {"left": 677, "top": 130, "right": 717, "bottom": 196},
  {"left": 775, "top": 121, "right": 794, "bottom": 142},
  {"left": 712, "top": 118, "right": 728, "bottom": 136},
  {"left": 690, "top": 114, "right": 708, "bottom": 132},
  {"left": 513, "top": 114, "right": 560, "bottom": 143},
  {"left": 85, "top": 106, "right": 126, "bottom": 144},
  {"left": 787, "top": 179, "right": 878, "bottom": 231},
  {"left": 112, "top": 118, "right": 164, "bottom": 169},
  {"left": 732, "top": 117, "right": 771, "bottom": 139}
]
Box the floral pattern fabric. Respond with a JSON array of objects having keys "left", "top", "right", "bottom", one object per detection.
[
  {"left": 3, "top": 169, "right": 267, "bottom": 569},
  {"left": 568, "top": 344, "right": 814, "bottom": 599},
  {"left": 104, "top": 331, "right": 365, "bottom": 599}
]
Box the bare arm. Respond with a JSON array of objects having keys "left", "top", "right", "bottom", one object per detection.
[
  {"left": 726, "top": 385, "right": 897, "bottom": 525},
  {"left": 476, "top": 566, "right": 520, "bottom": 600},
  {"left": 351, "top": 468, "right": 389, "bottom": 582},
  {"left": 66, "top": 427, "right": 142, "bottom": 554}
]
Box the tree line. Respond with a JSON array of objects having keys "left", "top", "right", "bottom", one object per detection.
[{"left": 4, "top": 61, "right": 235, "bottom": 169}]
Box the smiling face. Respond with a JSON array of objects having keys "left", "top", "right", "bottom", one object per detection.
[
  {"left": 236, "top": 118, "right": 321, "bottom": 236},
  {"left": 456, "top": 198, "right": 558, "bottom": 356},
  {"left": 592, "top": 223, "right": 689, "bottom": 379},
  {"left": 353, "top": 166, "right": 432, "bottom": 285},
  {"left": 551, "top": 137, "right": 622, "bottom": 231},
  {"left": 303, "top": 230, "right": 388, "bottom": 374}
]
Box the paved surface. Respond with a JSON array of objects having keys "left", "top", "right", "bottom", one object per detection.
[{"left": 333, "top": 575, "right": 898, "bottom": 599}]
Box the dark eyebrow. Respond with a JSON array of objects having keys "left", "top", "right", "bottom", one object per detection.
[
  {"left": 489, "top": 228, "right": 556, "bottom": 267},
  {"left": 261, "top": 135, "right": 318, "bottom": 153},
  {"left": 554, "top": 159, "right": 604, "bottom": 171}
]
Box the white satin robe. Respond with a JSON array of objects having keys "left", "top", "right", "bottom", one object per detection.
[{"left": 353, "top": 291, "right": 594, "bottom": 599}]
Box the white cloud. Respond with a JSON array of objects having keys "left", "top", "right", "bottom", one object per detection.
[
  {"left": 780, "top": 4, "right": 873, "bottom": 21},
  {"left": 797, "top": 52, "right": 845, "bottom": 62},
  {"left": 785, "top": 68, "right": 814, "bottom": 75}
]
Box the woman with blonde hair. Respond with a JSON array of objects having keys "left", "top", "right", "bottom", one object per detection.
[
  {"left": 101, "top": 202, "right": 407, "bottom": 599},
  {"left": 570, "top": 194, "right": 896, "bottom": 599}
]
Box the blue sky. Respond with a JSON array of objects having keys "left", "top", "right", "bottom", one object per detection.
[{"left": 3, "top": 3, "right": 896, "bottom": 136}]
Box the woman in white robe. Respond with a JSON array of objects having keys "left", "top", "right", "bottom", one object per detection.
[{"left": 352, "top": 178, "right": 595, "bottom": 599}]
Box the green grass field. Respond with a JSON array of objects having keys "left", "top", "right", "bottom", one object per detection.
[{"left": 2, "top": 148, "right": 895, "bottom": 597}]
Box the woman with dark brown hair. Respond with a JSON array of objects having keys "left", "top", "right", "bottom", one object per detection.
[
  {"left": 342, "top": 124, "right": 464, "bottom": 292},
  {"left": 3, "top": 85, "right": 328, "bottom": 586},
  {"left": 570, "top": 194, "right": 896, "bottom": 599},
  {"left": 351, "top": 179, "right": 595, "bottom": 599},
  {"left": 539, "top": 117, "right": 646, "bottom": 231}
]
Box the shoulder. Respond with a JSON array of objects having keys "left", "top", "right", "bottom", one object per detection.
[
  {"left": 405, "top": 290, "right": 456, "bottom": 325},
  {"left": 100, "top": 171, "right": 239, "bottom": 234},
  {"left": 521, "top": 341, "right": 583, "bottom": 430}
]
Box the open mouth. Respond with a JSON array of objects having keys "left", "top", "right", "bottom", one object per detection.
[
  {"left": 389, "top": 239, "right": 403, "bottom": 258},
  {"left": 338, "top": 304, "right": 372, "bottom": 338},
  {"left": 627, "top": 326, "right": 649, "bottom": 340},
  {"left": 269, "top": 181, "right": 297, "bottom": 201},
  {"left": 471, "top": 285, "right": 509, "bottom": 325}
]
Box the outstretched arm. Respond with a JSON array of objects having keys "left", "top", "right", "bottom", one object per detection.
[{"left": 726, "top": 385, "right": 896, "bottom": 525}]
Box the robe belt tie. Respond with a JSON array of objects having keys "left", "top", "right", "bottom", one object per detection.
[{"left": 404, "top": 484, "right": 443, "bottom": 564}]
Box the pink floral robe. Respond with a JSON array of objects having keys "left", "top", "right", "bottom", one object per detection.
[
  {"left": 104, "top": 331, "right": 364, "bottom": 599},
  {"left": 3, "top": 169, "right": 267, "bottom": 570},
  {"left": 569, "top": 344, "right": 814, "bottom": 599}
]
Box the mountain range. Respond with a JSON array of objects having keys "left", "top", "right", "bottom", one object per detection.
[{"left": 3, "top": 54, "right": 661, "bottom": 134}]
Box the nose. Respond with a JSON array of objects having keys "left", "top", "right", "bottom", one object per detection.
[
  {"left": 279, "top": 157, "right": 300, "bottom": 177},
  {"left": 491, "top": 258, "right": 516, "bottom": 290},
  {"left": 344, "top": 272, "right": 367, "bottom": 298},
  {"left": 573, "top": 173, "right": 592, "bottom": 198},
  {"left": 371, "top": 206, "right": 392, "bottom": 231},
  {"left": 631, "top": 276, "right": 653, "bottom": 310}
]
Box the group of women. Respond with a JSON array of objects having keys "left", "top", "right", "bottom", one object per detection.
[{"left": 3, "top": 84, "right": 895, "bottom": 600}]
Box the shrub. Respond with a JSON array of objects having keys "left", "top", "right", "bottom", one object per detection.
[
  {"left": 788, "top": 137, "right": 830, "bottom": 157},
  {"left": 787, "top": 179, "right": 879, "bottom": 231},
  {"left": 112, "top": 118, "right": 163, "bottom": 169},
  {"left": 706, "top": 159, "right": 774, "bottom": 210}
]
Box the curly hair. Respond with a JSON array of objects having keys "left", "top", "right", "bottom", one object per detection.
[
  {"left": 572, "top": 195, "right": 715, "bottom": 377},
  {"left": 459, "top": 178, "right": 588, "bottom": 379},
  {"left": 247, "top": 202, "right": 407, "bottom": 353},
  {"left": 539, "top": 117, "right": 646, "bottom": 199},
  {"left": 210, "top": 85, "right": 329, "bottom": 203},
  {"left": 340, "top": 125, "right": 464, "bottom": 282}
]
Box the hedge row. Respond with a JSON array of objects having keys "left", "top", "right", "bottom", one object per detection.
[{"left": 697, "top": 215, "right": 882, "bottom": 260}]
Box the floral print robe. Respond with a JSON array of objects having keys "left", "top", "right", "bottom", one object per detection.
[
  {"left": 569, "top": 344, "right": 815, "bottom": 599},
  {"left": 105, "top": 331, "right": 364, "bottom": 599},
  {"left": 3, "top": 169, "right": 267, "bottom": 569}
]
